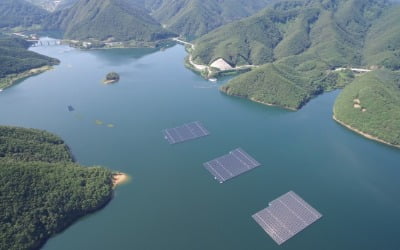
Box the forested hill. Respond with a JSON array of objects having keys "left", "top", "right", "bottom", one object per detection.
[
  {"left": 0, "top": 126, "right": 114, "bottom": 250},
  {"left": 145, "top": 0, "right": 272, "bottom": 40},
  {"left": 191, "top": 0, "right": 400, "bottom": 110},
  {"left": 0, "top": 0, "right": 273, "bottom": 42},
  {"left": 363, "top": 5, "right": 400, "bottom": 70},
  {"left": 333, "top": 70, "right": 400, "bottom": 147},
  {"left": 45, "top": 0, "right": 175, "bottom": 42},
  {"left": 42, "top": 0, "right": 271, "bottom": 41},
  {"left": 0, "top": 0, "right": 49, "bottom": 29},
  {"left": 0, "top": 36, "right": 59, "bottom": 89}
]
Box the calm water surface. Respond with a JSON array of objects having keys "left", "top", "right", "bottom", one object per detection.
[{"left": 1, "top": 40, "right": 400, "bottom": 250}]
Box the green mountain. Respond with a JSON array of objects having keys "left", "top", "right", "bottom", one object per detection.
[
  {"left": 146, "top": 0, "right": 272, "bottom": 40},
  {"left": 0, "top": 0, "right": 274, "bottom": 43},
  {"left": 0, "top": 36, "right": 59, "bottom": 89},
  {"left": 333, "top": 70, "right": 400, "bottom": 147},
  {"left": 0, "top": 0, "right": 49, "bottom": 29},
  {"left": 47, "top": 0, "right": 175, "bottom": 42},
  {"left": 0, "top": 126, "right": 113, "bottom": 250},
  {"left": 363, "top": 5, "right": 400, "bottom": 70},
  {"left": 191, "top": 0, "right": 397, "bottom": 110}
]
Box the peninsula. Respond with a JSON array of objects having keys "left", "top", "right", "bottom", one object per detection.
[
  {"left": 333, "top": 70, "right": 400, "bottom": 148},
  {"left": 0, "top": 126, "right": 125, "bottom": 250},
  {"left": 0, "top": 36, "right": 59, "bottom": 90}
]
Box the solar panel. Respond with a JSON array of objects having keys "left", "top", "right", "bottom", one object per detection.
[
  {"left": 203, "top": 148, "right": 261, "bottom": 183},
  {"left": 252, "top": 191, "right": 322, "bottom": 245},
  {"left": 163, "top": 121, "right": 210, "bottom": 144}
]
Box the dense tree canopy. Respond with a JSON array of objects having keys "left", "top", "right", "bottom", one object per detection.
[
  {"left": 106, "top": 72, "right": 120, "bottom": 81},
  {"left": 0, "top": 36, "right": 59, "bottom": 89},
  {"left": 0, "top": 126, "right": 113, "bottom": 250},
  {"left": 334, "top": 70, "right": 400, "bottom": 146}
]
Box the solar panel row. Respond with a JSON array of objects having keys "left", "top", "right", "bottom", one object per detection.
[
  {"left": 163, "top": 122, "right": 321, "bottom": 246},
  {"left": 203, "top": 148, "right": 261, "bottom": 183},
  {"left": 252, "top": 191, "right": 322, "bottom": 245},
  {"left": 163, "top": 121, "right": 210, "bottom": 144}
]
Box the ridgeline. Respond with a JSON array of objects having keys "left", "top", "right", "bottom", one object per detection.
[
  {"left": 147, "top": 0, "right": 271, "bottom": 40},
  {"left": 45, "top": 0, "right": 176, "bottom": 45}
]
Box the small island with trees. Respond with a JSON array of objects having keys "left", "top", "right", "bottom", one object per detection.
[{"left": 103, "top": 72, "right": 120, "bottom": 84}]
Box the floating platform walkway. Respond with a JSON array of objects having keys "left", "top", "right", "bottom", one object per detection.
[
  {"left": 163, "top": 121, "right": 210, "bottom": 144},
  {"left": 203, "top": 148, "right": 261, "bottom": 183},
  {"left": 252, "top": 191, "right": 322, "bottom": 245}
]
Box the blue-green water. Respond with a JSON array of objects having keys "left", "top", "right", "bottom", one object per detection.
[{"left": 1, "top": 41, "right": 400, "bottom": 250}]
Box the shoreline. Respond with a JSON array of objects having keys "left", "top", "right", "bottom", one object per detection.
[
  {"left": 103, "top": 79, "right": 118, "bottom": 84},
  {"left": 249, "top": 97, "right": 298, "bottom": 111},
  {"left": 219, "top": 88, "right": 298, "bottom": 111},
  {"left": 333, "top": 115, "right": 400, "bottom": 149},
  {"left": 0, "top": 65, "right": 53, "bottom": 90},
  {"left": 112, "top": 172, "right": 129, "bottom": 187},
  {"left": 64, "top": 38, "right": 175, "bottom": 50}
]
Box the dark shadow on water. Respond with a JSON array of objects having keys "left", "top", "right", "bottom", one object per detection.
[{"left": 89, "top": 45, "right": 177, "bottom": 66}]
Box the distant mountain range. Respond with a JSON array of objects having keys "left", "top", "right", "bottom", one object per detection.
[
  {"left": 45, "top": 0, "right": 175, "bottom": 43},
  {"left": 144, "top": 0, "right": 272, "bottom": 39},
  {"left": 0, "top": 0, "right": 273, "bottom": 42}
]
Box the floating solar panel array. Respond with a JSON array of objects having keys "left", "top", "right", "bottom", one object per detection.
[
  {"left": 203, "top": 148, "right": 261, "bottom": 183},
  {"left": 252, "top": 191, "right": 322, "bottom": 245},
  {"left": 163, "top": 121, "right": 210, "bottom": 144}
]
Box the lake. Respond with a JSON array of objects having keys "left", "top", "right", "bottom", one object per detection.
[{"left": 1, "top": 39, "right": 400, "bottom": 250}]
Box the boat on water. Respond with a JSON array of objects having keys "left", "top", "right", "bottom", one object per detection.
[{"left": 209, "top": 78, "right": 217, "bottom": 82}]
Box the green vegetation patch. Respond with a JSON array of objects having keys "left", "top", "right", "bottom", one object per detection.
[
  {"left": 0, "top": 126, "right": 113, "bottom": 250},
  {"left": 104, "top": 72, "right": 120, "bottom": 83},
  {"left": 221, "top": 62, "right": 355, "bottom": 110},
  {"left": 0, "top": 0, "right": 49, "bottom": 29},
  {"left": 364, "top": 5, "right": 400, "bottom": 70},
  {"left": 0, "top": 126, "right": 73, "bottom": 162},
  {"left": 334, "top": 70, "right": 400, "bottom": 146},
  {"left": 0, "top": 36, "right": 59, "bottom": 89}
]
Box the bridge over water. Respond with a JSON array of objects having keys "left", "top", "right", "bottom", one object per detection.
[{"left": 28, "top": 40, "right": 62, "bottom": 47}]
